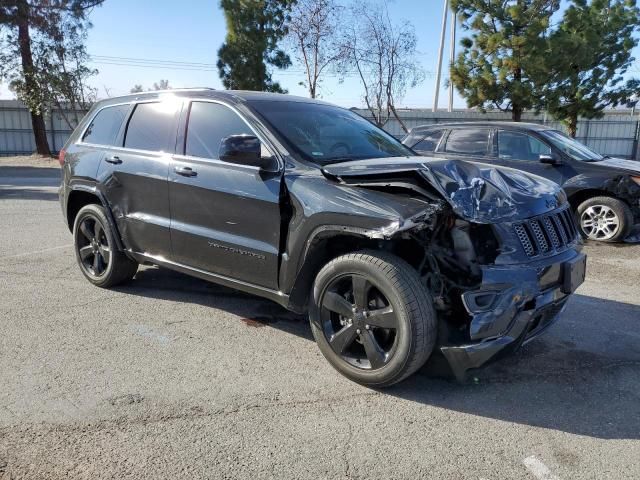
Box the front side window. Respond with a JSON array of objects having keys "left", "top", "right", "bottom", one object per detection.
[
  {"left": 540, "top": 129, "right": 604, "bottom": 161},
  {"left": 413, "top": 129, "right": 444, "bottom": 153},
  {"left": 247, "top": 100, "right": 413, "bottom": 164},
  {"left": 82, "top": 105, "right": 129, "bottom": 146},
  {"left": 124, "top": 102, "right": 178, "bottom": 152},
  {"left": 185, "top": 102, "right": 253, "bottom": 159},
  {"left": 498, "top": 130, "right": 551, "bottom": 161},
  {"left": 444, "top": 128, "right": 490, "bottom": 155}
]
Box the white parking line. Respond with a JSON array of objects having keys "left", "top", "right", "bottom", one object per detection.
[
  {"left": 130, "top": 324, "right": 172, "bottom": 345},
  {"left": 0, "top": 244, "right": 72, "bottom": 260},
  {"left": 523, "top": 456, "right": 560, "bottom": 480}
]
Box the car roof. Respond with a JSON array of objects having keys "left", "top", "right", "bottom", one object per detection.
[
  {"left": 93, "top": 88, "right": 334, "bottom": 109},
  {"left": 409, "top": 121, "right": 552, "bottom": 133}
]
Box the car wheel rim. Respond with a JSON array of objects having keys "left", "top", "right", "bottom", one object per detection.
[
  {"left": 319, "top": 274, "right": 399, "bottom": 370},
  {"left": 580, "top": 205, "right": 620, "bottom": 240},
  {"left": 77, "top": 215, "right": 111, "bottom": 278}
]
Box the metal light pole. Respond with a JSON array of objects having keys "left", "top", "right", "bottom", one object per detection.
[
  {"left": 447, "top": 10, "right": 456, "bottom": 113},
  {"left": 432, "top": 0, "right": 449, "bottom": 112}
]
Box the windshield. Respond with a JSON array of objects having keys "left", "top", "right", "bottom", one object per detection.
[
  {"left": 540, "top": 129, "right": 604, "bottom": 161},
  {"left": 247, "top": 100, "right": 413, "bottom": 164}
]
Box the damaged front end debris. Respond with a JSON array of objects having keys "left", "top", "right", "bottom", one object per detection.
[{"left": 323, "top": 158, "right": 586, "bottom": 381}]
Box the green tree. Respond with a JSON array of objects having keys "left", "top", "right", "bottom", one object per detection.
[
  {"left": 217, "top": 0, "right": 295, "bottom": 93},
  {"left": 0, "top": 0, "right": 103, "bottom": 155},
  {"left": 450, "top": 0, "right": 559, "bottom": 121},
  {"left": 543, "top": 0, "right": 640, "bottom": 137}
]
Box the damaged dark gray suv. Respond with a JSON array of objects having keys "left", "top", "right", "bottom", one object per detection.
[{"left": 59, "top": 89, "right": 586, "bottom": 386}]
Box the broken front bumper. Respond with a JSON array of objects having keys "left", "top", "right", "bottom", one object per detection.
[{"left": 440, "top": 248, "right": 586, "bottom": 381}]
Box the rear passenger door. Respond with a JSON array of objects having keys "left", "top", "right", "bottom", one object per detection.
[
  {"left": 168, "top": 100, "right": 282, "bottom": 289},
  {"left": 439, "top": 128, "right": 492, "bottom": 162},
  {"left": 96, "top": 100, "right": 181, "bottom": 257}
]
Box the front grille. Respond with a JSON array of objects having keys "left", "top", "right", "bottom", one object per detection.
[{"left": 513, "top": 207, "right": 578, "bottom": 257}]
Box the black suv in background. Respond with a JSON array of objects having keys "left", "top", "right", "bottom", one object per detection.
[
  {"left": 403, "top": 122, "right": 640, "bottom": 242},
  {"left": 59, "top": 90, "right": 585, "bottom": 385}
]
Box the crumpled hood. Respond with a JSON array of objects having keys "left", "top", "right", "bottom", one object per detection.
[{"left": 322, "top": 157, "right": 566, "bottom": 223}]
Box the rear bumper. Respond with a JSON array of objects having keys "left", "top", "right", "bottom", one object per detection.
[{"left": 440, "top": 248, "right": 585, "bottom": 381}]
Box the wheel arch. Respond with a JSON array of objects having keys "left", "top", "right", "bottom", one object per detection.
[
  {"left": 567, "top": 188, "right": 629, "bottom": 212},
  {"left": 286, "top": 229, "right": 427, "bottom": 313},
  {"left": 66, "top": 186, "right": 125, "bottom": 251},
  {"left": 286, "top": 231, "right": 381, "bottom": 313}
]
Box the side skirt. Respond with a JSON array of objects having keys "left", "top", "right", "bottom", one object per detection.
[{"left": 129, "top": 251, "right": 291, "bottom": 309}]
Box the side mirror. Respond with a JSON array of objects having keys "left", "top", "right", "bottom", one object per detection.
[
  {"left": 539, "top": 154, "right": 561, "bottom": 165},
  {"left": 219, "top": 135, "right": 274, "bottom": 169}
]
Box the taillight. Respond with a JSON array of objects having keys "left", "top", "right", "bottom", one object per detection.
[{"left": 58, "top": 149, "right": 66, "bottom": 166}]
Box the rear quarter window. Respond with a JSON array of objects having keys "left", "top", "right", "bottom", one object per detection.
[
  {"left": 82, "top": 105, "right": 129, "bottom": 146},
  {"left": 444, "top": 128, "right": 491, "bottom": 155}
]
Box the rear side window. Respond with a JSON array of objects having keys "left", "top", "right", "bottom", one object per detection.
[
  {"left": 185, "top": 102, "right": 253, "bottom": 159},
  {"left": 124, "top": 102, "right": 178, "bottom": 152},
  {"left": 413, "top": 129, "right": 444, "bottom": 152},
  {"left": 82, "top": 105, "right": 129, "bottom": 146},
  {"left": 444, "top": 128, "right": 490, "bottom": 155}
]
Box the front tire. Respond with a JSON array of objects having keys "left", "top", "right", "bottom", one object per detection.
[
  {"left": 576, "top": 196, "right": 633, "bottom": 242},
  {"left": 73, "top": 204, "right": 138, "bottom": 288},
  {"left": 309, "top": 251, "right": 437, "bottom": 387}
]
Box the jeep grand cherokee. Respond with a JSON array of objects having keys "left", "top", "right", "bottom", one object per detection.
[{"left": 59, "top": 89, "right": 586, "bottom": 386}]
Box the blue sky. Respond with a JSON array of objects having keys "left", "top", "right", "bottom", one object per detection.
[
  {"left": 1, "top": 0, "right": 638, "bottom": 108},
  {"left": 0, "top": 0, "right": 464, "bottom": 107},
  {"left": 83, "top": 0, "right": 458, "bottom": 107}
]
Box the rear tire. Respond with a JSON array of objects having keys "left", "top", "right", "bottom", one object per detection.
[
  {"left": 309, "top": 250, "right": 437, "bottom": 387},
  {"left": 73, "top": 204, "right": 138, "bottom": 287},
  {"left": 576, "top": 196, "right": 632, "bottom": 242}
]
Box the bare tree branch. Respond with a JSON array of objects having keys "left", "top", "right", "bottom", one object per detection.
[
  {"left": 337, "top": 0, "right": 424, "bottom": 131},
  {"left": 286, "top": 0, "right": 344, "bottom": 98}
]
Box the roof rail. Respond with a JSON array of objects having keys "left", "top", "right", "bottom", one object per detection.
[{"left": 155, "top": 87, "right": 215, "bottom": 93}]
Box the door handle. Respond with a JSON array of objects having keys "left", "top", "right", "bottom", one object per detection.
[
  {"left": 174, "top": 165, "right": 197, "bottom": 177},
  {"left": 105, "top": 155, "right": 122, "bottom": 165}
]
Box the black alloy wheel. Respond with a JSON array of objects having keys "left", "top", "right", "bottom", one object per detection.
[
  {"left": 310, "top": 251, "right": 436, "bottom": 387},
  {"left": 73, "top": 204, "right": 138, "bottom": 288},
  {"left": 77, "top": 215, "right": 111, "bottom": 278},
  {"left": 320, "top": 273, "right": 399, "bottom": 370}
]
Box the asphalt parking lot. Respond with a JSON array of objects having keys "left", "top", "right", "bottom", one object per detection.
[{"left": 1, "top": 159, "right": 639, "bottom": 480}]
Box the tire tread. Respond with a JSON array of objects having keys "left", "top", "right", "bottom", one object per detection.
[{"left": 312, "top": 249, "right": 437, "bottom": 387}]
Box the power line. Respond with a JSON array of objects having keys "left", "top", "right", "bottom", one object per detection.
[
  {"left": 91, "top": 54, "right": 217, "bottom": 67},
  {"left": 88, "top": 53, "right": 439, "bottom": 78}
]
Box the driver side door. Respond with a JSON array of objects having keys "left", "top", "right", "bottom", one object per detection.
[
  {"left": 494, "top": 129, "right": 568, "bottom": 185},
  {"left": 168, "top": 101, "right": 283, "bottom": 289}
]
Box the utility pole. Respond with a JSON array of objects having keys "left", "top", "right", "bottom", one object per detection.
[
  {"left": 432, "top": 0, "right": 449, "bottom": 112},
  {"left": 447, "top": 9, "right": 456, "bottom": 113}
]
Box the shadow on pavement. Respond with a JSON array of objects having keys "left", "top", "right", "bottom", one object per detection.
[
  {"left": 115, "top": 266, "right": 312, "bottom": 340},
  {"left": 0, "top": 166, "right": 60, "bottom": 201},
  {"left": 116, "top": 266, "right": 640, "bottom": 440},
  {"left": 0, "top": 188, "right": 59, "bottom": 201}
]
